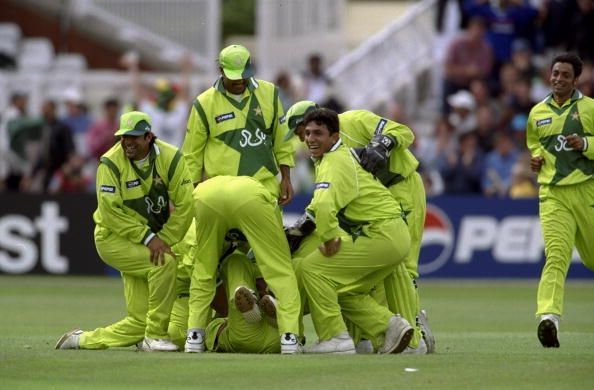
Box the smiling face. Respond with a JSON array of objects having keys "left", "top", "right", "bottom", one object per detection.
[
  {"left": 304, "top": 121, "right": 339, "bottom": 158},
  {"left": 550, "top": 62, "right": 577, "bottom": 102},
  {"left": 121, "top": 133, "right": 152, "bottom": 161}
]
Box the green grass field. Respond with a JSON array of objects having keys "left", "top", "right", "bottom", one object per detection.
[{"left": 1, "top": 276, "right": 593, "bottom": 389}]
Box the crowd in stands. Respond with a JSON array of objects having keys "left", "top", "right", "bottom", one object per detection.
[{"left": 1, "top": 0, "right": 592, "bottom": 198}]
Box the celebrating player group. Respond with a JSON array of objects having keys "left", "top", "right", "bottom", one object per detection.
[{"left": 55, "top": 45, "right": 593, "bottom": 354}]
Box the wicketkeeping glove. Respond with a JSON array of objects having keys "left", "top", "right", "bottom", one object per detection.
[
  {"left": 359, "top": 134, "right": 396, "bottom": 174},
  {"left": 284, "top": 213, "right": 316, "bottom": 254}
]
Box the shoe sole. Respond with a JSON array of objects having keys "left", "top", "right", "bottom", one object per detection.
[
  {"left": 418, "top": 309, "right": 436, "bottom": 354},
  {"left": 184, "top": 345, "right": 205, "bottom": 353},
  {"left": 54, "top": 328, "right": 81, "bottom": 350},
  {"left": 379, "top": 325, "right": 414, "bottom": 354},
  {"left": 234, "top": 286, "right": 262, "bottom": 323},
  {"left": 259, "top": 295, "right": 278, "bottom": 328},
  {"left": 391, "top": 327, "right": 414, "bottom": 354},
  {"left": 538, "top": 319, "right": 560, "bottom": 348}
]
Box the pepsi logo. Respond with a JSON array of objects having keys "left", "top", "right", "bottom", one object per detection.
[{"left": 419, "top": 204, "right": 454, "bottom": 274}]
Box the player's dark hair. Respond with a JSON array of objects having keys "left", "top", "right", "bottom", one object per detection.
[
  {"left": 303, "top": 108, "right": 340, "bottom": 134},
  {"left": 551, "top": 53, "right": 583, "bottom": 78}
]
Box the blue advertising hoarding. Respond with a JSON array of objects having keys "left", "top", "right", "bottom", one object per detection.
[
  {"left": 0, "top": 193, "right": 592, "bottom": 278},
  {"left": 284, "top": 195, "right": 593, "bottom": 279}
]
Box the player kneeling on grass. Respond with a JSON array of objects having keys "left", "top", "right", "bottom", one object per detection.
[
  {"left": 292, "top": 108, "right": 414, "bottom": 354},
  {"left": 185, "top": 176, "right": 302, "bottom": 354},
  {"left": 285, "top": 101, "right": 434, "bottom": 354},
  {"left": 55, "top": 111, "right": 194, "bottom": 352}
]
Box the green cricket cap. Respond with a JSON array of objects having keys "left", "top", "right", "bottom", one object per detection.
[
  {"left": 284, "top": 100, "right": 319, "bottom": 140},
  {"left": 219, "top": 44, "right": 254, "bottom": 81},
  {"left": 114, "top": 111, "right": 152, "bottom": 136}
]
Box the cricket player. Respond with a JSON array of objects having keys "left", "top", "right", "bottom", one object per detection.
[
  {"left": 527, "top": 52, "right": 594, "bottom": 348},
  {"left": 182, "top": 44, "right": 294, "bottom": 204},
  {"left": 55, "top": 111, "right": 194, "bottom": 352},
  {"left": 285, "top": 101, "right": 433, "bottom": 353},
  {"left": 184, "top": 175, "right": 301, "bottom": 354},
  {"left": 295, "top": 108, "right": 414, "bottom": 354}
]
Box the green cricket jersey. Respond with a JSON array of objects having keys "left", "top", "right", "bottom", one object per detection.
[
  {"left": 94, "top": 139, "right": 194, "bottom": 246},
  {"left": 306, "top": 140, "right": 402, "bottom": 242},
  {"left": 338, "top": 110, "right": 419, "bottom": 184},
  {"left": 182, "top": 77, "right": 295, "bottom": 193},
  {"left": 527, "top": 90, "right": 594, "bottom": 186}
]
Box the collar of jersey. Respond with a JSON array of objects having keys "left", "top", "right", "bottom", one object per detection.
[
  {"left": 545, "top": 89, "right": 583, "bottom": 109},
  {"left": 311, "top": 138, "right": 343, "bottom": 162},
  {"left": 130, "top": 143, "right": 160, "bottom": 180}
]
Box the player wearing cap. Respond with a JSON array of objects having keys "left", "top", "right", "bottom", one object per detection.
[
  {"left": 55, "top": 111, "right": 194, "bottom": 352},
  {"left": 182, "top": 44, "right": 294, "bottom": 204},
  {"left": 294, "top": 108, "right": 414, "bottom": 354},
  {"left": 284, "top": 101, "right": 433, "bottom": 354}
]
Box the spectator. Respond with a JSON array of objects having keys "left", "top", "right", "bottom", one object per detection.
[
  {"left": 464, "top": 0, "right": 540, "bottom": 73},
  {"left": 474, "top": 104, "right": 497, "bottom": 153},
  {"left": 0, "top": 93, "right": 43, "bottom": 191},
  {"left": 302, "top": 53, "right": 331, "bottom": 103},
  {"left": 447, "top": 89, "right": 478, "bottom": 135},
  {"left": 510, "top": 39, "right": 538, "bottom": 81},
  {"left": 61, "top": 87, "right": 92, "bottom": 158},
  {"left": 508, "top": 152, "right": 538, "bottom": 198},
  {"left": 482, "top": 132, "right": 519, "bottom": 197},
  {"left": 86, "top": 98, "right": 120, "bottom": 161},
  {"left": 570, "top": 0, "right": 594, "bottom": 63},
  {"left": 25, "top": 100, "right": 75, "bottom": 192},
  {"left": 48, "top": 153, "right": 92, "bottom": 193},
  {"left": 275, "top": 71, "right": 300, "bottom": 110},
  {"left": 440, "top": 131, "right": 484, "bottom": 194},
  {"left": 499, "top": 76, "right": 535, "bottom": 129},
  {"left": 121, "top": 52, "right": 192, "bottom": 148},
  {"left": 442, "top": 15, "right": 494, "bottom": 113}
]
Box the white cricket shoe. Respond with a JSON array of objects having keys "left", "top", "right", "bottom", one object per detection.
[
  {"left": 184, "top": 329, "right": 205, "bottom": 353},
  {"left": 355, "top": 339, "right": 374, "bottom": 354},
  {"left": 280, "top": 332, "right": 303, "bottom": 354},
  {"left": 55, "top": 328, "right": 82, "bottom": 350},
  {"left": 402, "top": 337, "right": 427, "bottom": 355},
  {"left": 538, "top": 313, "right": 560, "bottom": 348},
  {"left": 378, "top": 315, "right": 414, "bottom": 354},
  {"left": 418, "top": 309, "right": 435, "bottom": 353},
  {"left": 234, "top": 286, "right": 262, "bottom": 324},
  {"left": 259, "top": 295, "right": 278, "bottom": 328},
  {"left": 140, "top": 337, "right": 178, "bottom": 352},
  {"left": 305, "top": 331, "right": 356, "bottom": 354}
]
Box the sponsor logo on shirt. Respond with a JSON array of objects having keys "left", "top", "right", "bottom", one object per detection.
[
  {"left": 100, "top": 185, "right": 115, "bottom": 193},
  {"left": 181, "top": 178, "right": 191, "bottom": 185},
  {"left": 374, "top": 118, "right": 387, "bottom": 135},
  {"left": 314, "top": 182, "right": 331, "bottom": 189},
  {"left": 279, "top": 114, "right": 286, "bottom": 124},
  {"left": 215, "top": 112, "right": 235, "bottom": 123},
  {"left": 126, "top": 179, "right": 140, "bottom": 189},
  {"left": 536, "top": 117, "right": 552, "bottom": 127}
]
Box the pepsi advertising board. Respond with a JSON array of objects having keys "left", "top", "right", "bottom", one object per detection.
[
  {"left": 285, "top": 195, "right": 593, "bottom": 279},
  {"left": 1, "top": 194, "right": 592, "bottom": 278}
]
